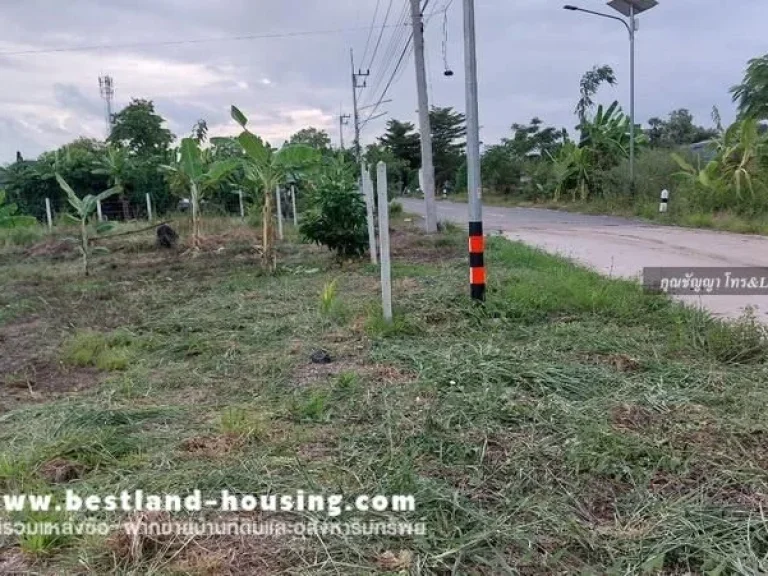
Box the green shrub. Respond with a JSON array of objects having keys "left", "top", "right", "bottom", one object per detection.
[
  {"left": 300, "top": 156, "right": 368, "bottom": 257},
  {"left": 595, "top": 149, "right": 681, "bottom": 202},
  {"left": 389, "top": 201, "right": 403, "bottom": 215}
]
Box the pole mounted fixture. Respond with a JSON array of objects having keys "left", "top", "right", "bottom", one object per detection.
[{"left": 562, "top": 0, "right": 659, "bottom": 198}]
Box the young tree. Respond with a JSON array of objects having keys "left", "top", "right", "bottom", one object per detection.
[
  {"left": 161, "top": 139, "right": 237, "bottom": 249},
  {"left": 576, "top": 65, "right": 616, "bottom": 125},
  {"left": 108, "top": 99, "right": 174, "bottom": 156},
  {"left": 92, "top": 145, "right": 132, "bottom": 219},
  {"left": 231, "top": 106, "right": 318, "bottom": 270},
  {"left": 379, "top": 120, "right": 421, "bottom": 190},
  {"left": 731, "top": 54, "right": 768, "bottom": 120},
  {"left": 288, "top": 128, "right": 332, "bottom": 152},
  {"left": 430, "top": 107, "right": 466, "bottom": 191},
  {"left": 55, "top": 175, "right": 119, "bottom": 276}
]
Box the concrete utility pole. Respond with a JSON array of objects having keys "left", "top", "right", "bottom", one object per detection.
[
  {"left": 349, "top": 49, "right": 369, "bottom": 163},
  {"left": 410, "top": 0, "right": 437, "bottom": 234},
  {"left": 463, "top": 0, "right": 485, "bottom": 301}
]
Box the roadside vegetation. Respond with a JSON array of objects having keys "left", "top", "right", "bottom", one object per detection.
[{"left": 2, "top": 199, "right": 768, "bottom": 573}]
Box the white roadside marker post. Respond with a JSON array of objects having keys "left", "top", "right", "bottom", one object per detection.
[
  {"left": 146, "top": 193, "right": 153, "bottom": 222},
  {"left": 291, "top": 184, "right": 298, "bottom": 226},
  {"left": 97, "top": 199, "right": 103, "bottom": 222},
  {"left": 659, "top": 189, "right": 669, "bottom": 213},
  {"left": 45, "top": 198, "right": 53, "bottom": 230},
  {"left": 377, "top": 161, "right": 393, "bottom": 323},
  {"left": 275, "top": 185, "right": 284, "bottom": 240},
  {"left": 238, "top": 190, "right": 245, "bottom": 219}
]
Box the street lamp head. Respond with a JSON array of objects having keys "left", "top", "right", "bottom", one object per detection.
[
  {"left": 607, "top": 0, "right": 658, "bottom": 16},
  {"left": 563, "top": 4, "right": 579, "bottom": 10}
]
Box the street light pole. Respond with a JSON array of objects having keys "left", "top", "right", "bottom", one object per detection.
[{"left": 563, "top": 0, "right": 658, "bottom": 198}]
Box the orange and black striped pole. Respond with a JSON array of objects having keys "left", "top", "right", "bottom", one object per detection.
[
  {"left": 464, "top": 0, "right": 484, "bottom": 301},
  {"left": 469, "top": 222, "right": 485, "bottom": 301}
]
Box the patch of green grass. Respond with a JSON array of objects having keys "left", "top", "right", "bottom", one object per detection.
[
  {"left": 0, "top": 453, "right": 32, "bottom": 491},
  {"left": 60, "top": 329, "right": 137, "bottom": 371},
  {"left": 16, "top": 510, "right": 74, "bottom": 556},
  {"left": 290, "top": 389, "right": 331, "bottom": 422},
  {"left": 218, "top": 407, "right": 267, "bottom": 441}
]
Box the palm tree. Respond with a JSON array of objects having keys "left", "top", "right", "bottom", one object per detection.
[
  {"left": 731, "top": 54, "right": 768, "bottom": 120},
  {"left": 93, "top": 145, "right": 132, "bottom": 220}
]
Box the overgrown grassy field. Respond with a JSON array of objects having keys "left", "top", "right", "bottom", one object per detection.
[{"left": 1, "top": 215, "right": 768, "bottom": 574}]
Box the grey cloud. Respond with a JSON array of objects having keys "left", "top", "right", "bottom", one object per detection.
[{"left": 0, "top": 0, "right": 765, "bottom": 162}]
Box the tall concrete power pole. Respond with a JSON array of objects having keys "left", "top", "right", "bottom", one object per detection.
[
  {"left": 349, "top": 49, "right": 369, "bottom": 163},
  {"left": 410, "top": 0, "right": 437, "bottom": 234},
  {"left": 463, "top": 0, "right": 485, "bottom": 301}
]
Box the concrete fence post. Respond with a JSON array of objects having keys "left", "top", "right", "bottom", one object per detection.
[
  {"left": 238, "top": 190, "right": 245, "bottom": 219},
  {"left": 275, "top": 185, "right": 284, "bottom": 240},
  {"left": 146, "top": 193, "right": 153, "bottom": 222},
  {"left": 291, "top": 184, "right": 298, "bottom": 226},
  {"left": 363, "top": 164, "right": 378, "bottom": 265},
  {"left": 97, "top": 199, "right": 103, "bottom": 222},
  {"left": 377, "top": 161, "right": 393, "bottom": 323},
  {"left": 45, "top": 198, "right": 53, "bottom": 230}
]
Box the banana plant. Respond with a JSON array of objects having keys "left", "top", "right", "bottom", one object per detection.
[
  {"left": 230, "top": 105, "right": 318, "bottom": 270},
  {"left": 92, "top": 145, "right": 132, "bottom": 220},
  {"left": 672, "top": 117, "right": 766, "bottom": 200},
  {"left": 549, "top": 142, "right": 591, "bottom": 201},
  {"left": 55, "top": 174, "right": 118, "bottom": 276},
  {"left": 161, "top": 138, "right": 238, "bottom": 249}
]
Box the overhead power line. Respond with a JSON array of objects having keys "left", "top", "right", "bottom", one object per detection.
[
  {"left": 0, "top": 24, "right": 410, "bottom": 57},
  {"left": 360, "top": 33, "right": 413, "bottom": 128},
  {"left": 360, "top": 0, "right": 383, "bottom": 66},
  {"left": 365, "top": 0, "right": 395, "bottom": 72}
]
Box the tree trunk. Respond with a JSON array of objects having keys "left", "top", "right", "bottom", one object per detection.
[
  {"left": 81, "top": 219, "right": 89, "bottom": 276},
  {"left": 191, "top": 183, "right": 201, "bottom": 250},
  {"left": 262, "top": 191, "right": 275, "bottom": 271}
]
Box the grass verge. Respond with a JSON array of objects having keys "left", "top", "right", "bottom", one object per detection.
[{"left": 0, "top": 216, "right": 767, "bottom": 574}]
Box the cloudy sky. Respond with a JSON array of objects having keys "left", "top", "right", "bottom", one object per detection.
[{"left": 0, "top": 0, "right": 764, "bottom": 163}]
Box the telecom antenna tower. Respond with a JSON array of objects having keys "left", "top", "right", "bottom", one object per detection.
[{"left": 98, "top": 75, "right": 115, "bottom": 138}]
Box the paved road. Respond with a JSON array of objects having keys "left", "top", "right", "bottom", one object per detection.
[{"left": 400, "top": 198, "right": 768, "bottom": 320}]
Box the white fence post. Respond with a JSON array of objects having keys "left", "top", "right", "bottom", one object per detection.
[
  {"left": 146, "top": 193, "right": 153, "bottom": 222},
  {"left": 659, "top": 189, "right": 669, "bottom": 213},
  {"left": 275, "top": 185, "right": 284, "bottom": 240},
  {"left": 238, "top": 190, "right": 245, "bottom": 219},
  {"left": 377, "top": 161, "right": 393, "bottom": 323},
  {"left": 291, "top": 184, "right": 298, "bottom": 226},
  {"left": 97, "top": 199, "right": 103, "bottom": 222},
  {"left": 363, "top": 164, "right": 378, "bottom": 264},
  {"left": 45, "top": 198, "right": 53, "bottom": 230}
]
